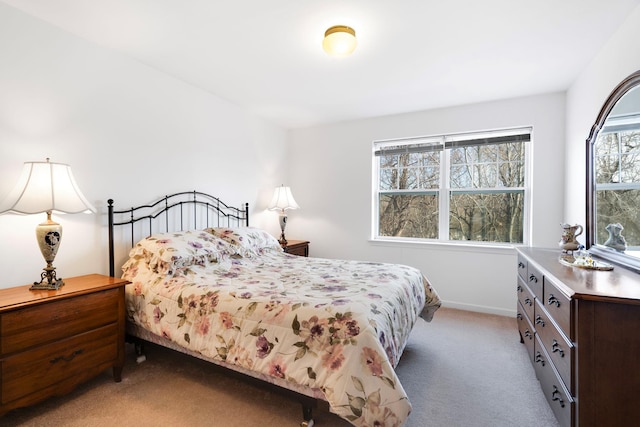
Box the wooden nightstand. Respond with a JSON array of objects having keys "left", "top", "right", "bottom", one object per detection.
[
  {"left": 282, "top": 240, "right": 310, "bottom": 257},
  {"left": 0, "top": 274, "right": 129, "bottom": 416}
]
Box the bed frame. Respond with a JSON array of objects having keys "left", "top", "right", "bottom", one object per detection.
[{"left": 107, "top": 191, "right": 321, "bottom": 427}]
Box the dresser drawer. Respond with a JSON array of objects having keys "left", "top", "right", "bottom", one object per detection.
[
  {"left": 1, "top": 289, "right": 120, "bottom": 355},
  {"left": 533, "top": 336, "right": 548, "bottom": 379},
  {"left": 517, "top": 277, "right": 535, "bottom": 322},
  {"left": 543, "top": 277, "right": 572, "bottom": 339},
  {"left": 1, "top": 323, "right": 118, "bottom": 404},
  {"left": 526, "top": 262, "right": 544, "bottom": 300},
  {"left": 534, "top": 337, "right": 574, "bottom": 427},
  {"left": 517, "top": 253, "right": 528, "bottom": 282},
  {"left": 534, "top": 301, "right": 574, "bottom": 394},
  {"left": 517, "top": 302, "right": 535, "bottom": 364}
]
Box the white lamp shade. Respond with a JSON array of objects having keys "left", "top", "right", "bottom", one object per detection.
[
  {"left": 0, "top": 159, "right": 95, "bottom": 214},
  {"left": 268, "top": 186, "right": 300, "bottom": 211},
  {"left": 323, "top": 25, "right": 357, "bottom": 57}
]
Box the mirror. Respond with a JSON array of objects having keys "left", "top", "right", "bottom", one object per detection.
[{"left": 586, "top": 70, "right": 640, "bottom": 272}]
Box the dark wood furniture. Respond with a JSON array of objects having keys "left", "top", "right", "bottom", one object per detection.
[
  {"left": 0, "top": 274, "right": 129, "bottom": 416},
  {"left": 283, "top": 240, "right": 309, "bottom": 257},
  {"left": 516, "top": 247, "right": 640, "bottom": 427}
]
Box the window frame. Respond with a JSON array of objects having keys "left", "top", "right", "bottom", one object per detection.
[{"left": 371, "top": 127, "right": 532, "bottom": 246}]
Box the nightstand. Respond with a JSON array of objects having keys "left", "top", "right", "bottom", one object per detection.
[
  {"left": 0, "top": 274, "right": 129, "bottom": 416},
  {"left": 282, "top": 240, "right": 310, "bottom": 257}
]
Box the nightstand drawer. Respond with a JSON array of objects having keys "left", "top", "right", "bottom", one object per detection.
[
  {"left": 283, "top": 240, "right": 309, "bottom": 257},
  {"left": 1, "top": 289, "right": 120, "bottom": 355},
  {"left": 1, "top": 323, "right": 118, "bottom": 404}
]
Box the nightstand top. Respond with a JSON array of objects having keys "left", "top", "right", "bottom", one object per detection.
[
  {"left": 0, "top": 274, "right": 129, "bottom": 312},
  {"left": 283, "top": 239, "right": 309, "bottom": 247}
]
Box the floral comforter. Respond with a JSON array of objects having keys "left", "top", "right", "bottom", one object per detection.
[{"left": 121, "top": 228, "right": 441, "bottom": 426}]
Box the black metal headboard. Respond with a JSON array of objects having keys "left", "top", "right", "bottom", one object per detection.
[{"left": 108, "top": 191, "right": 249, "bottom": 277}]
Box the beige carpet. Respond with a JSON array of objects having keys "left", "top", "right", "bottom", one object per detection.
[{"left": 2, "top": 308, "right": 560, "bottom": 427}]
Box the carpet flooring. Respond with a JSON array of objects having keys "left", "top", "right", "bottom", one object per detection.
[{"left": 2, "top": 307, "right": 560, "bottom": 427}]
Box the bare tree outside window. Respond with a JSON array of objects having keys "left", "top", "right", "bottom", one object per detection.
[
  {"left": 595, "top": 130, "right": 640, "bottom": 248},
  {"left": 378, "top": 150, "right": 440, "bottom": 238}
]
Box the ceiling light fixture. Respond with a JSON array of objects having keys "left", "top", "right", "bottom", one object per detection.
[{"left": 322, "top": 25, "right": 357, "bottom": 57}]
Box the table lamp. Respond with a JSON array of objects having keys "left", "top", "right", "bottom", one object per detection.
[
  {"left": 0, "top": 158, "right": 95, "bottom": 290},
  {"left": 268, "top": 185, "right": 299, "bottom": 245}
]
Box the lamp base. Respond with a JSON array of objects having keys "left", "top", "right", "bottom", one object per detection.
[
  {"left": 31, "top": 266, "right": 64, "bottom": 290},
  {"left": 31, "top": 212, "right": 65, "bottom": 290},
  {"left": 278, "top": 211, "right": 288, "bottom": 246}
]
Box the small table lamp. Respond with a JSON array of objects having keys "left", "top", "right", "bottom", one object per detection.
[
  {"left": 0, "top": 158, "right": 95, "bottom": 290},
  {"left": 268, "top": 185, "right": 300, "bottom": 245}
]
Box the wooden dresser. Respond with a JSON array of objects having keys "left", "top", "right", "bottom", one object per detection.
[
  {"left": 283, "top": 240, "right": 310, "bottom": 257},
  {"left": 0, "top": 274, "right": 129, "bottom": 416},
  {"left": 516, "top": 247, "right": 640, "bottom": 427}
]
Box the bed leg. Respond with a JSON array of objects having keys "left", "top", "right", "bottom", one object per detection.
[
  {"left": 300, "top": 402, "right": 315, "bottom": 427},
  {"left": 134, "top": 341, "right": 147, "bottom": 364}
]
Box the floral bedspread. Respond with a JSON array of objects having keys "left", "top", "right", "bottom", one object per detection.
[{"left": 123, "top": 240, "right": 440, "bottom": 426}]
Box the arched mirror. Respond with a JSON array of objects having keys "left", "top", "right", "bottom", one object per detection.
[{"left": 586, "top": 69, "right": 640, "bottom": 272}]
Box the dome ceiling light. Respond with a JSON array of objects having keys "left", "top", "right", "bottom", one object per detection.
[{"left": 322, "top": 25, "right": 357, "bottom": 57}]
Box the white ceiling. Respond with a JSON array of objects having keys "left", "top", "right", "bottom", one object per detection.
[{"left": 3, "top": 0, "right": 640, "bottom": 129}]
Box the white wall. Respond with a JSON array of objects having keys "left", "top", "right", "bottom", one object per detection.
[
  {"left": 0, "top": 4, "right": 288, "bottom": 288},
  {"left": 4, "top": 0, "right": 624, "bottom": 316},
  {"left": 288, "top": 93, "right": 566, "bottom": 316},
  {"left": 565, "top": 5, "right": 640, "bottom": 224}
]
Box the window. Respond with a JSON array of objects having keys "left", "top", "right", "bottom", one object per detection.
[
  {"left": 594, "top": 116, "right": 640, "bottom": 249},
  {"left": 373, "top": 128, "right": 530, "bottom": 244}
]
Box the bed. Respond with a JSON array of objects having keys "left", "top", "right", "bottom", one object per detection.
[{"left": 108, "top": 191, "right": 441, "bottom": 427}]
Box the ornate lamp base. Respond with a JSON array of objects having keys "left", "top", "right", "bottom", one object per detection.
[
  {"left": 278, "top": 211, "right": 288, "bottom": 246},
  {"left": 31, "top": 265, "right": 64, "bottom": 290},
  {"left": 31, "top": 212, "right": 65, "bottom": 291}
]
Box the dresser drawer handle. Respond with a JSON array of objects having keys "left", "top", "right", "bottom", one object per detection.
[
  {"left": 551, "top": 386, "right": 565, "bottom": 408},
  {"left": 517, "top": 312, "right": 523, "bottom": 320},
  {"left": 535, "top": 315, "right": 545, "bottom": 327},
  {"left": 552, "top": 339, "right": 565, "bottom": 358},
  {"left": 517, "top": 284, "right": 523, "bottom": 293},
  {"left": 50, "top": 349, "right": 84, "bottom": 364},
  {"left": 524, "top": 298, "right": 532, "bottom": 307},
  {"left": 518, "top": 262, "right": 525, "bottom": 269},
  {"left": 548, "top": 294, "right": 561, "bottom": 308},
  {"left": 529, "top": 274, "right": 538, "bottom": 284},
  {"left": 535, "top": 351, "right": 546, "bottom": 366},
  {"left": 524, "top": 329, "right": 533, "bottom": 340}
]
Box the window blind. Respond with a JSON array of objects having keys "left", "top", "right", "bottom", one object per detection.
[{"left": 374, "top": 128, "right": 531, "bottom": 156}]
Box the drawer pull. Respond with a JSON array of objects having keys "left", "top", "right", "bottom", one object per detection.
[
  {"left": 517, "top": 284, "right": 523, "bottom": 293},
  {"left": 535, "top": 315, "right": 545, "bottom": 327},
  {"left": 529, "top": 274, "right": 538, "bottom": 284},
  {"left": 535, "top": 351, "right": 546, "bottom": 366},
  {"left": 552, "top": 339, "right": 565, "bottom": 358},
  {"left": 50, "top": 349, "right": 84, "bottom": 364},
  {"left": 551, "top": 386, "right": 565, "bottom": 408},
  {"left": 524, "top": 298, "right": 532, "bottom": 307},
  {"left": 548, "top": 294, "right": 561, "bottom": 308},
  {"left": 517, "top": 312, "right": 523, "bottom": 320},
  {"left": 518, "top": 262, "right": 525, "bottom": 269},
  {"left": 524, "top": 329, "right": 533, "bottom": 340}
]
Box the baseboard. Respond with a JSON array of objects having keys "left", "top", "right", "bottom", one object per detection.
[{"left": 440, "top": 300, "right": 517, "bottom": 318}]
